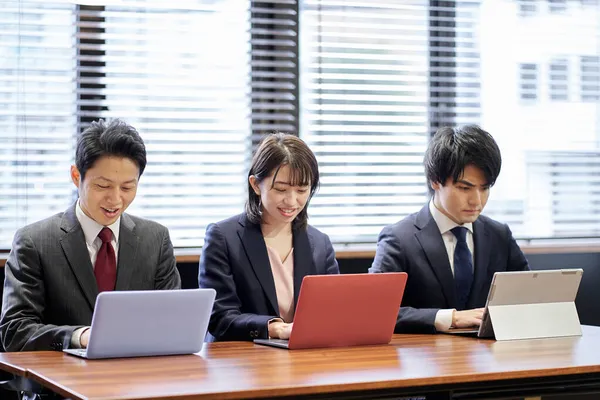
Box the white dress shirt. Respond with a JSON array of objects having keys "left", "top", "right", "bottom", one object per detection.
[
  {"left": 71, "top": 200, "right": 121, "bottom": 347},
  {"left": 428, "top": 200, "right": 474, "bottom": 332},
  {"left": 75, "top": 200, "right": 120, "bottom": 266}
]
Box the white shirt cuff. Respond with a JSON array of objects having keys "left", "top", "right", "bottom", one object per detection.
[
  {"left": 434, "top": 309, "right": 455, "bottom": 332},
  {"left": 70, "top": 327, "right": 89, "bottom": 348}
]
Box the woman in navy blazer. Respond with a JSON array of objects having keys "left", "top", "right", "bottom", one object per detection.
[{"left": 199, "top": 133, "right": 339, "bottom": 341}]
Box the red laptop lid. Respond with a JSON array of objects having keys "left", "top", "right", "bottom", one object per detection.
[{"left": 288, "top": 272, "right": 407, "bottom": 349}]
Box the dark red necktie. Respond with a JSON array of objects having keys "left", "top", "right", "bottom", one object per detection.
[{"left": 95, "top": 227, "right": 116, "bottom": 292}]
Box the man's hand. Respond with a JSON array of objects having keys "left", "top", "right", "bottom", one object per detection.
[
  {"left": 452, "top": 308, "right": 485, "bottom": 328},
  {"left": 80, "top": 328, "right": 91, "bottom": 348},
  {"left": 268, "top": 321, "right": 293, "bottom": 339}
]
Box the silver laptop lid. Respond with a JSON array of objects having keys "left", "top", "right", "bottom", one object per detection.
[{"left": 86, "top": 288, "right": 215, "bottom": 359}]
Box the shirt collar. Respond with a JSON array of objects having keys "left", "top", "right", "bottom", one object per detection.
[
  {"left": 428, "top": 198, "right": 473, "bottom": 236},
  {"left": 75, "top": 200, "right": 120, "bottom": 246}
]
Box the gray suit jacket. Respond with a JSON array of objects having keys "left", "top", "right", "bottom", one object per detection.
[
  {"left": 369, "top": 204, "right": 529, "bottom": 333},
  {"left": 0, "top": 203, "right": 181, "bottom": 352}
]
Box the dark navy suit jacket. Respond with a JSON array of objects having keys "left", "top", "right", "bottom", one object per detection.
[
  {"left": 199, "top": 213, "right": 339, "bottom": 341},
  {"left": 369, "top": 204, "right": 529, "bottom": 333}
]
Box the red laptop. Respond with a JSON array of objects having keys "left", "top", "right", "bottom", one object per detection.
[{"left": 254, "top": 272, "right": 407, "bottom": 350}]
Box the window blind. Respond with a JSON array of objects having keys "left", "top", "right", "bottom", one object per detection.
[
  {"left": 2, "top": 0, "right": 300, "bottom": 249},
  {"left": 299, "top": 0, "right": 431, "bottom": 245},
  {"left": 0, "top": 1, "right": 77, "bottom": 248},
  {"left": 299, "top": 0, "right": 487, "bottom": 245},
  {"left": 78, "top": 1, "right": 252, "bottom": 247},
  {"left": 4, "top": 0, "right": 600, "bottom": 251},
  {"left": 301, "top": 0, "right": 600, "bottom": 243},
  {"left": 250, "top": 0, "right": 299, "bottom": 146}
]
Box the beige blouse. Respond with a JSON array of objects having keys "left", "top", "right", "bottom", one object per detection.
[{"left": 265, "top": 245, "right": 295, "bottom": 323}]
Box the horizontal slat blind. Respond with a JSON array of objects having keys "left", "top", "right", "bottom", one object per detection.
[
  {"left": 526, "top": 150, "right": 600, "bottom": 237},
  {"left": 78, "top": 1, "right": 251, "bottom": 247},
  {"left": 1, "top": 0, "right": 301, "bottom": 250},
  {"left": 250, "top": 0, "right": 299, "bottom": 147},
  {"left": 299, "top": 0, "right": 450, "bottom": 245},
  {"left": 5, "top": 0, "right": 600, "bottom": 251},
  {"left": 0, "top": 1, "right": 77, "bottom": 248}
]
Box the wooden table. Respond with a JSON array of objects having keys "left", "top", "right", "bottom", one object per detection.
[{"left": 2, "top": 327, "right": 600, "bottom": 400}]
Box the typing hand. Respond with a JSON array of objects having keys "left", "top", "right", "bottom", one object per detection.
[
  {"left": 452, "top": 308, "right": 485, "bottom": 328},
  {"left": 80, "top": 328, "right": 91, "bottom": 348},
  {"left": 268, "top": 321, "right": 293, "bottom": 339}
]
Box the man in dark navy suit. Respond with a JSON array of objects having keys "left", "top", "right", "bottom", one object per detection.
[{"left": 370, "top": 125, "right": 529, "bottom": 333}]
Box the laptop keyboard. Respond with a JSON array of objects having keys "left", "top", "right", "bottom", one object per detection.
[
  {"left": 70, "top": 349, "right": 87, "bottom": 356},
  {"left": 267, "top": 339, "right": 289, "bottom": 345}
]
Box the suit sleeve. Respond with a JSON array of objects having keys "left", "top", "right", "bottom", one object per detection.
[
  {"left": 505, "top": 224, "right": 529, "bottom": 272},
  {"left": 370, "top": 225, "right": 438, "bottom": 334},
  {"left": 154, "top": 228, "right": 182, "bottom": 290},
  {"left": 199, "top": 223, "right": 274, "bottom": 341},
  {"left": 323, "top": 234, "right": 340, "bottom": 275},
  {"left": 0, "top": 231, "right": 83, "bottom": 351}
]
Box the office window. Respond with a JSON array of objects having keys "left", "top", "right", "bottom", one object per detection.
[
  {"left": 5, "top": 0, "right": 600, "bottom": 249},
  {"left": 548, "top": 0, "right": 567, "bottom": 13},
  {"left": 479, "top": 1, "right": 600, "bottom": 238},
  {"left": 299, "top": 0, "right": 482, "bottom": 244},
  {"left": 0, "top": 2, "right": 78, "bottom": 247},
  {"left": 300, "top": 0, "right": 600, "bottom": 242},
  {"left": 549, "top": 58, "right": 569, "bottom": 101},
  {"left": 1, "top": 0, "right": 297, "bottom": 249},
  {"left": 299, "top": 0, "right": 429, "bottom": 243},
  {"left": 517, "top": 0, "right": 537, "bottom": 16},
  {"left": 88, "top": 1, "right": 251, "bottom": 247},
  {"left": 429, "top": 0, "right": 482, "bottom": 132},
  {"left": 519, "top": 63, "right": 538, "bottom": 101},
  {"left": 581, "top": 56, "right": 600, "bottom": 102}
]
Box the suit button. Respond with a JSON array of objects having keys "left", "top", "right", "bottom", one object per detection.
[{"left": 249, "top": 332, "right": 255, "bottom": 338}]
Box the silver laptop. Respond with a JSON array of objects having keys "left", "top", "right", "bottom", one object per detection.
[
  {"left": 64, "top": 288, "right": 215, "bottom": 359},
  {"left": 447, "top": 268, "right": 583, "bottom": 339}
]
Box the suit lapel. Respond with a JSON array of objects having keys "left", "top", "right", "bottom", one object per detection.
[
  {"left": 468, "top": 218, "right": 490, "bottom": 308},
  {"left": 292, "top": 227, "right": 317, "bottom": 307},
  {"left": 414, "top": 205, "right": 458, "bottom": 309},
  {"left": 237, "top": 216, "right": 279, "bottom": 315},
  {"left": 115, "top": 214, "right": 139, "bottom": 291},
  {"left": 59, "top": 204, "right": 98, "bottom": 310}
]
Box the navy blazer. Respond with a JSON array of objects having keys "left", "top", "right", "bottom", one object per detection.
[
  {"left": 369, "top": 204, "right": 529, "bottom": 333},
  {"left": 199, "top": 213, "right": 339, "bottom": 341}
]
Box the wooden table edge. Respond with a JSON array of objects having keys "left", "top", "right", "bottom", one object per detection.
[
  {"left": 0, "top": 359, "right": 27, "bottom": 376},
  {"left": 19, "top": 363, "right": 600, "bottom": 400}
]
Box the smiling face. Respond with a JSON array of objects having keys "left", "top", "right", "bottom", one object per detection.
[
  {"left": 71, "top": 155, "right": 140, "bottom": 226},
  {"left": 249, "top": 164, "right": 311, "bottom": 228},
  {"left": 432, "top": 164, "right": 490, "bottom": 225}
]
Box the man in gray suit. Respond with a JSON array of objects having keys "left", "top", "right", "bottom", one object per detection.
[{"left": 1, "top": 119, "right": 181, "bottom": 352}]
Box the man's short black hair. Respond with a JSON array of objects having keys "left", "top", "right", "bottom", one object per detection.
[
  {"left": 75, "top": 119, "right": 147, "bottom": 181},
  {"left": 424, "top": 125, "right": 501, "bottom": 194}
]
